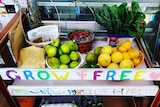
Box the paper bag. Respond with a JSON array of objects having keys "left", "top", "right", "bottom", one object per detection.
[
  {"left": 9, "top": 18, "right": 27, "bottom": 62},
  {"left": 18, "top": 46, "right": 45, "bottom": 68}
]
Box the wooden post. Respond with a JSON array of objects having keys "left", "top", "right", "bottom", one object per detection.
[
  {"left": 150, "top": 90, "right": 160, "bottom": 107},
  {"left": 0, "top": 76, "right": 18, "bottom": 107}
]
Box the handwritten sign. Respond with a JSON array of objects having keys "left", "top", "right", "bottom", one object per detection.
[
  {"left": 1, "top": 68, "right": 160, "bottom": 80},
  {"left": 8, "top": 86, "right": 158, "bottom": 96}
]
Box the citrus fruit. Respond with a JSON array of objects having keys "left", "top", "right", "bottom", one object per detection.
[
  {"left": 128, "top": 48, "right": 140, "bottom": 59},
  {"left": 98, "top": 53, "right": 111, "bottom": 67},
  {"left": 132, "top": 58, "right": 141, "bottom": 67},
  {"left": 60, "top": 44, "right": 70, "bottom": 54},
  {"left": 94, "top": 46, "right": 102, "bottom": 56},
  {"left": 123, "top": 52, "right": 131, "bottom": 59},
  {"left": 47, "top": 57, "right": 60, "bottom": 68},
  {"left": 69, "top": 51, "right": 79, "bottom": 61},
  {"left": 118, "top": 46, "right": 127, "bottom": 52},
  {"left": 59, "top": 64, "right": 69, "bottom": 68},
  {"left": 85, "top": 52, "right": 98, "bottom": 65},
  {"left": 120, "top": 40, "right": 132, "bottom": 50},
  {"left": 119, "top": 59, "right": 134, "bottom": 68},
  {"left": 59, "top": 54, "right": 70, "bottom": 64},
  {"left": 101, "top": 45, "right": 113, "bottom": 55},
  {"left": 111, "top": 51, "right": 123, "bottom": 63},
  {"left": 58, "top": 48, "right": 63, "bottom": 56},
  {"left": 69, "top": 61, "right": 79, "bottom": 68},
  {"left": 107, "top": 63, "right": 119, "bottom": 68},
  {"left": 112, "top": 47, "right": 117, "bottom": 52}
]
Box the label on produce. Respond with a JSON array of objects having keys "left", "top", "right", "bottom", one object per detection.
[{"left": 1, "top": 68, "right": 160, "bottom": 80}]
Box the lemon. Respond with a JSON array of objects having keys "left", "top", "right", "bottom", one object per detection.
[
  {"left": 107, "top": 63, "right": 119, "bottom": 68},
  {"left": 118, "top": 46, "right": 127, "bottom": 53},
  {"left": 128, "top": 48, "right": 140, "bottom": 59},
  {"left": 123, "top": 52, "right": 131, "bottom": 59},
  {"left": 132, "top": 58, "right": 141, "bottom": 67},
  {"left": 101, "top": 45, "right": 113, "bottom": 55},
  {"left": 98, "top": 53, "right": 111, "bottom": 67},
  {"left": 120, "top": 40, "right": 132, "bottom": 50},
  {"left": 119, "top": 59, "right": 134, "bottom": 68},
  {"left": 112, "top": 47, "right": 117, "bottom": 52},
  {"left": 111, "top": 51, "right": 123, "bottom": 63}
]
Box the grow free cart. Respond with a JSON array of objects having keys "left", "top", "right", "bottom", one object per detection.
[{"left": 0, "top": 10, "right": 160, "bottom": 107}]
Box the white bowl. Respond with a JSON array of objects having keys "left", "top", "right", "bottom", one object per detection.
[
  {"left": 46, "top": 52, "right": 84, "bottom": 69},
  {"left": 26, "top": 25, "right": 59, "bottom": 47}
]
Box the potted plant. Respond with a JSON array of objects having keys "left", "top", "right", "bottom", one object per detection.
[{"left": 94, "top": 0, "right": 146, "bottom": 46}]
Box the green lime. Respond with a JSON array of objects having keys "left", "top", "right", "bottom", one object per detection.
[
  {"left": 60, "top": 54, "right": 70, "bottom": 64},
  {"left": 60, "top": 43, "right": 70, "bottom": 54},
  {"left": 85, "top": 52, "right": 98, "bottom": 65},
  {"left": 58, "top": 48, "right": 63, "bottom": 56},
  {"left": 69, "top": 61, "right": 79, "bottom": 68},
  {"left": 69, "top": 51, "right": 80, "bottom": 61},
  {"left": 47, "top": 57, "right": 60, "bottom": 68},
  {"left": 94, "top": 46, "right": 102, "bottom": 56},
  {"left": 59, "top": 64, "right": 69, "bottom": 68},
  {"left": 82, "top": 63, "right": 91, "bottom": 68}
]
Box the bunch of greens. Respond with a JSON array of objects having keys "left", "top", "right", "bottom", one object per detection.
[{"left": 94, "top": 0, "right": 146, "bottom": 38}]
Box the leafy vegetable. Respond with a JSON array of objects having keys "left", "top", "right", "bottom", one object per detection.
[{"left": 94, "top": 0, "right": 146, "bottom": 38}]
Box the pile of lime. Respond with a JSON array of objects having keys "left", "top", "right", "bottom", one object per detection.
[
  {"left": 82, "top": 47, "right": 102, "bottom": 68},
  {"left": 45, "top": 38, "right": 81, "bottom": 68}
]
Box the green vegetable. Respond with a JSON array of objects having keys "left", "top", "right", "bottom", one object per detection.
[
  {"left": 94, "top": 0, "right": 146, "bottom": 38},
  {"left": 82, "top": 63, "right": 92, "bottom": 68},
  {"left": 92, "top": 64, "right": 100, "bottom": 68}
]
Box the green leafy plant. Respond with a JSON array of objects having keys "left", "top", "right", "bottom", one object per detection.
[{"left": 94, "top": 0, "right": 146, "bottom": 38}]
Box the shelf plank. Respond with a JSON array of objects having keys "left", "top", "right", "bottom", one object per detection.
[{"left": 8, "top": 80, "right": 158, "bottom": 96}]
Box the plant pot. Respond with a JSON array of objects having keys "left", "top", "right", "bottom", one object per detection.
[{"left": 107, "top": 34, "right": 135, "bottom": 47}]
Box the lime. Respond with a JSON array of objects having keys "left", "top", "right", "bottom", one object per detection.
[
  {"left": 58, "top": 48, "right": 63, "bottom": 56},
  {"left": 59, "top": 64, "right": 69, "bottom": 68},
  {"left": 94, "top": 46, "right": 102, "bottom": 56},
  {"left": 60, "top": 54, "right": 70, "bottom": 64},
  {"left": 60, "top": 44, "right": 70, "bottom": 54},
  {"left": 69, "top": 51, "right": 80, "bottom": 61},
  {"left": 85, "top": 52, "right": 98, "bottom": 65},
  {"left": 47, "top": 57, "right": 60, "bottom": 68},
  {"left": 69, "top": 61, "right": 79, "bottom": 68}
]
